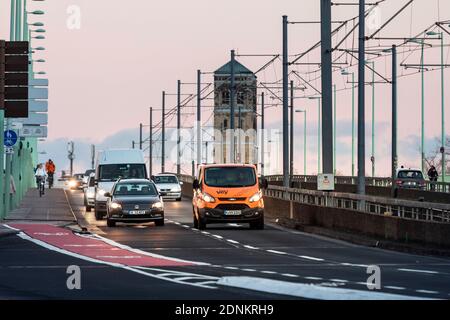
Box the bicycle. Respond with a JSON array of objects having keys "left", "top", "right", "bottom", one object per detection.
[
  {"left": 37, "top": 177, "right": 45, "bottom": 197},
  {"left": 48, "top": 173, "right": 54, "bottom": 189}
]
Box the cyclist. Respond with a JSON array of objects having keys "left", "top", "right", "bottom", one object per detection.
[
  {"left": 45, "top": 159, "right": 56, "bottom": 189},
  {"left": 35, "top": 164, "right": 47, "bottom": 195}
]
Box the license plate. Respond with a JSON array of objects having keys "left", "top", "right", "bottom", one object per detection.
[
  {"left": 224, "top": 210, "right": 242, "bottom": 216},
  {"left": 129, "top": 210, "right": 146, "bottom": 215}
]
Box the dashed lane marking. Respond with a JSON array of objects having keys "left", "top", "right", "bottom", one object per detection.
[
  {"left": 398, "top": 268, "right": 439, "bottom": 275},
  {"left": 385, "top": 286, "right": 406, "bottom": 291},
  {"left": 266, "top": 250, "right": 288, "bottom": 255},
  {"left": 299, "top": 255, "right": 325, "bottom": 262}
]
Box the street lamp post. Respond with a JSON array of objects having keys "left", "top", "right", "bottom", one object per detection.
[{"left": 308, "top": 97, "right": 321, "bottom": 174}]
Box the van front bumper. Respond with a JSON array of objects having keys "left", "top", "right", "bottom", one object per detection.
[{"left": 198, "top": 206, "right": 264, "bottom": 223}]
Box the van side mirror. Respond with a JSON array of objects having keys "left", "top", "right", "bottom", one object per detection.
[
  {"left": 104, "top": 192, "right": 112, "bottom": 198},
  {"left": 151, "top": 175, "right": 155, "bottom": 181},
  {"left": 193, "top": 179, "right": 200, "bottom": 190},
  {"left": 179, "top": 181, "right": 184, "bottom": 186}
]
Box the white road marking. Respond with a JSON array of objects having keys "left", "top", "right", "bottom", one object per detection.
[
  {"left": 266, "top": 250, "right": 287, "bottom": 255},
  {"left": 224, "top": 266, "right": 239, "bottom": 270},
  {"left": 212, "top": 235, "right": 223, "bottom": 239},
  {"left": 305, "top": 277, "right": 323, "bottom": 281},
  {"left": 299, "top": 255, "right": 325, "bottom": 262},
  {"left": 218, "top": 277, "right": 433, "bottom": 300},
  {"left": 282, "top": 273, "right": 299, "bottom": 278},
  {"left": 398, "top": 268, "right": 439, "bottom": 275},
  {"left": 330, "top": 279, "right": 348, "bottom": 283},
  {"left": 227, "top": 240, "right": 240, "bottom": 244},
  {"left": 261, "top": 271, "right": 278, "bottom": 275},
  {"left": 201, "top": 231, "right": 210, "bottom": 235},
  {"left": 243, "top": 245, "right": 259, "bottom": 250},
  {"left": 242, "top": 268, "right": 257, "bottom": 272},
  {"left": 415, "top": 290, "right": 439, "bottom": 294},
  {"left": 385, "top": 286, "right": 406, "bottom": 291}
]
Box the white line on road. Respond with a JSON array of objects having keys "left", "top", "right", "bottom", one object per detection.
[
  {"left": 261, "top": 271, "right": 278, "bottom": 275},
  {"left": 304, "top": 277, "right": 323, "bottom": 281},
  {"left": 415, "top": 290, "right": 439, "bottom": 294},
  {"left": 212, "top": 235, "right": 223, "bottom": 239},
  {"left": 227, "top": 240, "right": 240, "bottom": 244},
  {"left": 330, "top": 279, "right": 349, "bottom": 283},
  {"left": 398, "top": 268, "right": 439, "bottom": 275},
  {"left": 241, "top": 269, "right": 257, "bottom": 272},
  {"left": 224, "top": 266, "right": 239, "bottom": 270},
  {"left": 281, "top": 274, "right": 299, "bottom": 278},
  {"left": 385, "top": 286, "right": 406, "bottom": 291},
  {"left": 243, "top": 245, "right": 259, "bottom": 250},
  {"left": 299, "top": 255, "right": 325, "bottom": 262},
  {"left": 266, "top": 250, "right": 288, "bottom": 255}
]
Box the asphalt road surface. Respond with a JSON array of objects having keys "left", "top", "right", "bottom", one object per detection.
[{"left": 1, "top": 189, "right": 450, "bottom": 300}]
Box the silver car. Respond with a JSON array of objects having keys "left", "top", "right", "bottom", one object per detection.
[{"left": 152, "top": 174, "right": 183, "bottom": 201}]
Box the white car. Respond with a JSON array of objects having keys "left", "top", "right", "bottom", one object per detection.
[
  {"left": 153, "top": 173, "right": 183, "bottom": 201},
  {"left": 84, "top": 173, "right": 96, "bottom": 212}
]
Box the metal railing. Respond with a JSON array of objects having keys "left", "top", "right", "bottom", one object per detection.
[
  {"left": 264, "top": 185, "right": 450, "bottom": 224},
  {"left": 265, "top": 175, "right": 450, "bottom": 193}
]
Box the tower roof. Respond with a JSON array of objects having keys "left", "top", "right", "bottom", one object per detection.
[{"left": 214, "top": 59, "right": 254, "bottom": 75}]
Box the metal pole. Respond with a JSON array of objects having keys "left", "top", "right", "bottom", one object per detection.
[
  {"left": 421, "top": 41, "right": 425, "bottom": 174},
  {"left": 177, "top": 80, "right": 181, "bottom": 175},
  {"left": 10, "top": 0, "right": 15, "bottom": 41},
  {"left": 91, "top": 145, "right": 95, "bottom": 170},
  {"left": 320, "top": 0, "right": 334, "bottom": 176},
  {"left": 196, "top": 70, "right": 201, "bottom": 170},
  {"left": 357, "top": 0, "right": 366, "bottom": 195},
  {"left": 371, "top": 61, "right": 376, "bottom": 177},
  {"left": 149, "top": 107, "right": 153, "bottom": 177},
  {"left": 392, "top": 45, "right": 398, "bottom": 195},
  {"left": 139, "top": 123, "right": 143, "bottom": 150},
  {"left": 22, "top": 0, "right": 27, "bottom": 41},
  {"left": 333, "top": 84, "right": 337, "bottom": 175},
  {"left": 15, "top": 0, "right": 21, "bottom": 41},
  {"left": 161, "top": 91, "right": 165, "bottom": 173},
  {"left": 230, "top": 50, "right": 236, "bottom": 163},
  {"left": 304, "top": 110, "right": 307, "bottom": 175},
  {"left": 352, "top": 72, "right": 355, "bottom": 177},
  {"left": 282, "top": 15, "right": 289, "bottom": 187},
  {"left": 441, "top": 32, "right": 446, "bottom": 183},
  {"left": 0, "top": 41, "right": 6, "bottom": 219},
  {"left": 261, "top": 92, "right": 265, "bottom": 176},
  {"left": 318, "top": 99, "right": 321, "bottom": 174},
  {"left": 290, "top": 80, "right": 294, "bottom": 183}
]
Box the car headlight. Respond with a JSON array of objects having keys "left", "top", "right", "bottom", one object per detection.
[
  {"left": 98, "top": 189, "right": 106, "bottom": 196},
  {"left": 86, "top": 191, "right": 95, "bottom": 198},
  {"left": 249, "top": 191, "right": 263, "bottom": 203},
  {"left": 172, "top": 186, "right": 181, "bottom": 192},
  {"left": 110, "top": 202, "right": 122, "bottom": 210},
  {"left": 202, "top": 192, "right": 215, "bottom": 203},
  {"left": 68, "top": 180, "right": 77, "bottom": 188},
  {"left": 152, "top": 201, "right": 164, "bottom": 209}
]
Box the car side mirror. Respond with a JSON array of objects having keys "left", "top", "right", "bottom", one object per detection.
[
  {"left": 193, "top": 179, "right": 200, "bottom": 190},
  {"left": 151, "top": 175, "right": 155, "bottom": 181},
  {"left": 180, "top": 181, "right": 184, "bottom": 186},
  {"left": 104, "top": 192, "right": 112, "bottom": 198}
]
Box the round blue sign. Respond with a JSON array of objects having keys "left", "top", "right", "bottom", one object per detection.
[{"left": 4, "top": 130, "right": 18, "bottom": 147}]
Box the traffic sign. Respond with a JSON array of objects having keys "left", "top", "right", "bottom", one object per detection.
[
  {"left": 13, "top": 112, "right": 47, "bottom": 125},
  {"left": 20, "top": 125, "right": 47, "bottom": 138},
  {"left": 4, "top": 130, "right": 18, "bottom": 147},
  {"left": 5, "top": 147, "right": 14, "bottom": 155}
]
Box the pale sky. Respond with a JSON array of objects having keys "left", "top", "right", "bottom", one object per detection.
[{"left": 0, "top": 0, "right": 449, "bottom": 176}]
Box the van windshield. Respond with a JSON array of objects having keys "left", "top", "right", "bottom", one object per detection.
[
  {"left": 204, "top": 167, "right": 256, "bottom": 188},
  {"left": 98, "top": 164, "right": 146, "bottom": 181}
]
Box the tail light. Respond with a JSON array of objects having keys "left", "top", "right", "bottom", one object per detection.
[{"left": 395, "top": 180, "right": 403, "bottom": 186}]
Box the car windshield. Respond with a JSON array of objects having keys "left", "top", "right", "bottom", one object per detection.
[
  {"left": 98, "top": 164, "right": 146, "bottom": 181},
  {"left": 154, "top": 175, "right": 179, "bottom": 184},
  {"left": 204, "top": 167, "right": 256, "bottom": 188},
  {"left": 114, "top": 182, "right": 158, "bottom": 196},
  {"left": 398, "top": 170, "right": 424, "bottom": 179}
]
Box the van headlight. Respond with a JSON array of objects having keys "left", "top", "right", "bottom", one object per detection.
[
  {"left": 86, "top": 191, "right": 95, "bottom": 198},
  {"left": 110, "top": 202, "right": 122, "bottom": 210},
  {"left": 68, "top": 180, "right": 77, "bottom": 188},
  {"left": 249, "top": 191, "right": 263, "bottom": 203},
  {"left": 98, "top": 189, "right": 106, "bottom": 196},
  {"left": 152, "top": 201, "right": 164, "bottom": 209},
  {"left": 202, "top": 192, "right": 215, "bottom": 203}
]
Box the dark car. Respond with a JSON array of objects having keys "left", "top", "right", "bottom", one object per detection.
[
  {"left": 394, "top": 168, "right": 426, "bottom": 190},
  {"left": 104, "top": 179, "right": 164, "bottom": 227}
]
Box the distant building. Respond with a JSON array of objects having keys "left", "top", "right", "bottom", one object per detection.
[{"left": 213, "top": 59, "right": 257, "bottom": 164}]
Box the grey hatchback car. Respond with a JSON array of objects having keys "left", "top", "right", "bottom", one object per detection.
[
  {"left": 394, "top": 169, "right": 426, "bottom": 190},
  {"left": 105, "top": 179, "right": 164, "bottom": 227}
]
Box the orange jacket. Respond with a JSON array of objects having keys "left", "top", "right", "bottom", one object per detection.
[{"left": 46, "top": 162, "right": 56, "bottom": 174}]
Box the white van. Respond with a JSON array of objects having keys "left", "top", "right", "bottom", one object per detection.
[{"left": 94, "top": 149, "right": 148, "bottom": 220}]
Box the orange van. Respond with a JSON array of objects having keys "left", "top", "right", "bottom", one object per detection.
[{"left": 192, "top": 164, "right": 268, "bottom": 230}]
